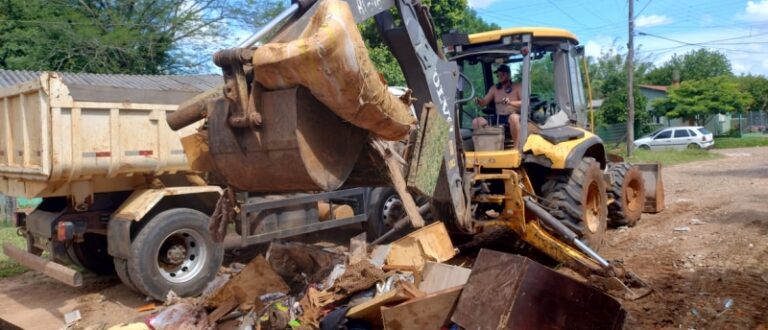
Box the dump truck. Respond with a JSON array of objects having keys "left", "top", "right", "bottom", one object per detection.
[
  {"left": 167, "top": 0, "right": 658, "bottom": 301},
  {"left": 0, "top": 71, "right": 225, "bottom": 299}
]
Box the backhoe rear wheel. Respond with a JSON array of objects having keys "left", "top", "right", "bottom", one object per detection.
[
  {"left": 607, "top": 163, "right": 645, "bottom": 227},
  {"left": 541, "top": 157, "right": 608, "bottom": 250}
]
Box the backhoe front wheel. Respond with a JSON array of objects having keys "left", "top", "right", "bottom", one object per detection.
[
  {"left": 607, "top": 163, "right": 645, "bottom": 227},
  {"left": 541, "top": 157, "right": 608, "bottom": 250},
  {"left": 126, "top": 208, "right": 223, "bottom": 301}
]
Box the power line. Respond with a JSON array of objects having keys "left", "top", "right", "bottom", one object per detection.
[
  {"left": 545, "top": 0, "right": 589, "bottom": 28},
  {"left": 638, "top": 32, "right": 768, "bottom": 54},
  {"left": 635, "top": 0, "right": 653, "bottom": 18}
]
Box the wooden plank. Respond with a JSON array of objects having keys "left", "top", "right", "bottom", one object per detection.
[
  {"left": 346, "top": 283, "right": 422, "bottom": 326},
  {"left": 418, "top": 262, "right": 471, "bottom": 294},
  {"left": 381, "top": 286, "right": 463, "bottom": 330},
  {"left": 371, "top": 138, "right": 425, "bottom": 228},
  {"left": 2, "top": 243, "right": 82, "bottom": 287},
  {"left": 386, "top": 222, "right": 455, "bottom": 269}
]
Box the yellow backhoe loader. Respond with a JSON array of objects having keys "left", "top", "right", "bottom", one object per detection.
[{"left": 167, "top": 0, "right": 659, "bottom": 302}]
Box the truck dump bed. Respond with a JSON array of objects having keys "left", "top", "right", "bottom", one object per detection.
[{"left": 0, "top": 71, "right": 221, "bottom": 198}]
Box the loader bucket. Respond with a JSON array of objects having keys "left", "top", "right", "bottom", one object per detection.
[{"left": 634, "top": 163, "right": 664, "bottom": 213}]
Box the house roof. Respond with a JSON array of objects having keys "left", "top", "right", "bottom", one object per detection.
[{"left": 639, "top": 85, "right": 669, "bottom": 92}]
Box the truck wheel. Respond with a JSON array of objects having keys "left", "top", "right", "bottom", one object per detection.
[
  {"left": 67, "top": 233, "right": 115, "bottom": 275},
  {"left": 127, "top": 208, "right": 223, "bottom": 300},
  {"left": 607, "top": 163, "right": 645, "bottom": 227},
  {"left": 541, "top": 157, "right": 608, "bottom": 250},
  {"left": 366, "top": 188, "right": 403, "bottom": 242},
  {"left": 113, "top": 258, "right": 138, "bottom": 291}
]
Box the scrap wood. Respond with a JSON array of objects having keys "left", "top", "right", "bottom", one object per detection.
[
  {"left": 267, "top": 241, "right": 345, "bottom": 289},
  {"left": 386, "top": 222, "right": 456, "bottom": 269},
  {"left": 331, "top": 260, "right": 386, "bottom": 300},
  {"left": 204, "top": 255, "right": 289, "bottom": 313},
  {"left": 136, "top": 303, "right": 156, "bottom": 313},
  {"left": 381, "top": 285, "right": 463, "bottom": 330},
  {"left": 418, "top": 262, "right": 471, "bottom": 294},
  {"left": 370, "top": 138, "right": 425, "bottom": 228},
  {"left": 346, "top": 281, "right": 424, "bottom": 326},
  {"left": 298, "top": 287, "right": 336, "bottom": 329}
]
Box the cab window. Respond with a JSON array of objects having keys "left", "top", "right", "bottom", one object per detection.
[
  {"left": 674, "top": 130, "right": 690, "bottom": 138},
  {"left": 655, "top": 130, "right": 672, "bottom": 139}
]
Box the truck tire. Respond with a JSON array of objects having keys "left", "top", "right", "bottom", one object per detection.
[
  {"left": 366, "top": 188, "right": 402, "bottom": 242},
  {"left": 113, "top": 258, "right": 138, "bottom": 291},
  {"left": 607, "top": 163, "right": 645, "bottom": 227},
  {"left": 127, "top": 208, "right": 223, "bottom": 300},
  {"left": 541, "top": 157, "right": 608, "bottom": 250},
  {"left": 67, "top": 233, "right": 115, "bottom": 275}
]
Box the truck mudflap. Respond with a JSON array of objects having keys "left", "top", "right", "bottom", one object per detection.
[{"left": 2, "top": 243, "right": 82, "bottom": 287}]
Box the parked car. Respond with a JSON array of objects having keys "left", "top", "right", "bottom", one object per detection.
[{"left": 633, "top": 126, "right": 714, "bottom": 150}]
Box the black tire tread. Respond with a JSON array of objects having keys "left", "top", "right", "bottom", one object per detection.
[
  {"left": 541, "top": 157, "right": 608, "bottom": 250},
  {"left": 607, "top": 163, "right": 645, "bottom": 227},
  {"left": 127, "top": 208, "right": 223, "bottom": 301}
]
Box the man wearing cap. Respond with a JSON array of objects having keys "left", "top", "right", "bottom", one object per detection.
[{"left": 473, "top": 64, "right": 523, "bottom": 148}]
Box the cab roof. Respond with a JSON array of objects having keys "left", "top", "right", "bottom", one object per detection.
[{"left": 468, "top": 27, "right": 579, "bottom": 45}]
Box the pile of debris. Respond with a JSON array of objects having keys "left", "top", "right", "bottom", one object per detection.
[{"left": 114, "top": 222, "right": 626, "bottom": 330}]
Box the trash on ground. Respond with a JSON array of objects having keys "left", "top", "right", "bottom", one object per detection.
[
  {"left": 381, "top": 286, "right": 463, "bottom": 330},
  {"left": 64, "top": 310, "right": 81, "bottom": 327},
  {"left": 147, "top": 303, "right": 208, "bottom": 330},
  {"left": 267, "top": 241, "right": 345, "bottom": 290},
  {"left": 204, "top": 254, "right": 289, "bottom": 322},
  {"left": 136, "top": 303, "right": 156, "bottom": 313},
  {"left": 690, "top": 219, "right": 706, "bottom": 225},
  {"left": 674, "top": 226, "right": 691, "bottom": 232},
  {"left": 346, "top": 281, "right": 423, "bottom": 326},
  {"left": 418, "top": 262, "right": 471, "bottom": 294},
  {"left": 386, "top": 222, "right": 456, "bottom": 270}
]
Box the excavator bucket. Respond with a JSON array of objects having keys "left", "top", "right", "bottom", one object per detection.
[{"left": 635, "top": 163, "right": 664, "bottom": 213}]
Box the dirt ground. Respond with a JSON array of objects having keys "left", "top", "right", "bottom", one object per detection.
[{"left": 0, "top": 147, "right": 766, "bottom": 329}]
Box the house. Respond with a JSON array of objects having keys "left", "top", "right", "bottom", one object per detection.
[{"left": 639, "top": 84, "right": 732, "bottom": 135}]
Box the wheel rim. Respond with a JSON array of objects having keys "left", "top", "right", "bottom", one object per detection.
[
  {"left": 584, "top": 181, "right": 601, "bottom": 233},
  {"left": 155, "top": 229, "right": 207, "bottom": 283},
  {"left": 381, "top": 195, "right": 404, "bottom": 228},
  {"left": 688, "top": 143, "right": 700, "bottom": 149}
]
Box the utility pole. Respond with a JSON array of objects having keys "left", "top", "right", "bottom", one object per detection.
[{"left": 626, "top": 0, "right": 635, "bottom": 156}]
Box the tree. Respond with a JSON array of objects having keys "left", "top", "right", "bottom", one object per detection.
[
  {"left": 598, "top": 87, "right": 649, "bottom": 126},
  {"left": 736, "top": 74, "right": 768, "bottom": 113},
  {"left": 0, "top": 0, "right": 282, "bottom": 74},
  {"left": 645, "top": 49, "right": 732, "bottom": 85},
  {"left": 652, "top": 76, "right": 752, "bottom": 125},
  {"left": 584, "top": 46, "right": 651, "bottom": 128},
  {"left": 359, "top": 1, "right": 499, "bottom": 85}
]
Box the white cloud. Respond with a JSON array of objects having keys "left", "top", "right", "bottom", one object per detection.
[
  {"left": 739, "top": 0, "right": 768, "bottom": 21},
  {"left": 635, "top": 14, "right": 673, "bottom": 28},
  {"left": 762, "top": 59, "right": 768, "bottom": 69},
  {"left": 468, "top": 0, "right": 501, "bottom": 9}
]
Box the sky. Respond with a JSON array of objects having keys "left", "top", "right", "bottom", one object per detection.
[{"left": 469, "top": 0, "right": 768, "bottom": 76}]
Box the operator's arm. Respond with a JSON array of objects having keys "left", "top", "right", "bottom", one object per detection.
[{"left": 475, "top": 87, "right": 495, "bottom": 108}]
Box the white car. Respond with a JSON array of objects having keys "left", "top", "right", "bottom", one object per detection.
[{"left": 633, "top": 126, "right": 714, "bottom": 150}]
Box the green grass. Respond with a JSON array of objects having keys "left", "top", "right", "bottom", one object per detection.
[
  {"left": 607, "top": 145, "right": 722, "bottom": 166},
  {"left": 714, "top": 133, "right": 768, "bottom": 149},
  {"left": 0, "top": 223, "right": 28, "bottom": 278}
]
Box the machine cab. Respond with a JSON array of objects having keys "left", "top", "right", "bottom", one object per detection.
[{"left": 444, "top": 27, "right": 595, "bottom": 169}]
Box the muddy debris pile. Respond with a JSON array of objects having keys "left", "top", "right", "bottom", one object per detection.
[{"left": 112, "top": 222, "right": 626, "bottom": 330}]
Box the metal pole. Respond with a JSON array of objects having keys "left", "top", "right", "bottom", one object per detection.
[
  {"left": 238, "top": 3, "right": 300, "bottom": 48},
  {"left": 519, "top": 35, "right": 531, "bottom": 152},
  {"left": 626, "top": 0, "right": 635, "bottom": 156}
]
